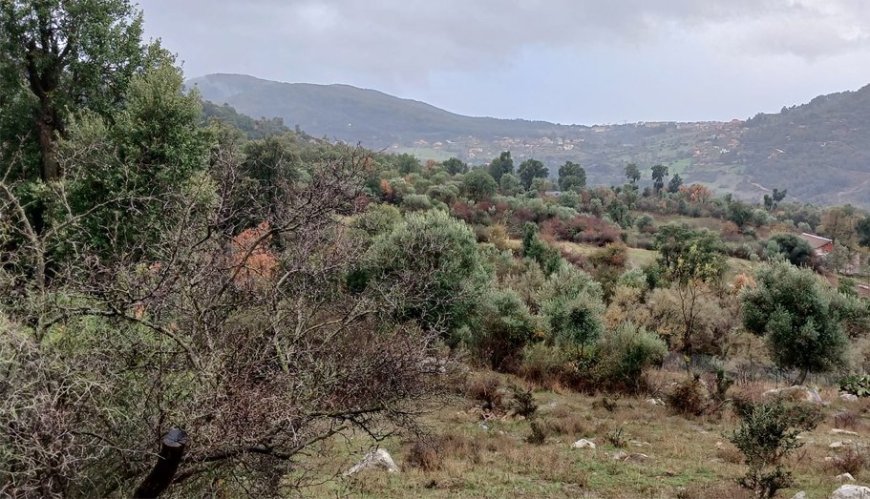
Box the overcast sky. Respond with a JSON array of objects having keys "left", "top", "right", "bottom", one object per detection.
[{"left": 138, "top": 0, "right": 870, "bottom": 124}]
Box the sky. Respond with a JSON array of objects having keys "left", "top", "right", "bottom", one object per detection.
[{"left": 138, "top": 0, "right": 870, "bottom": 125}]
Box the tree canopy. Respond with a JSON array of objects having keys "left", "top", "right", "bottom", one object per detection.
[
  {"left": 487, "top": 151, "right": 514, "bottom": 183},
  {"left": 558, "top": 161, "right": 586, "bottom": 191},
  {"left": 0, "top": 0, "right": 148, "bottom": 182},
  {"left": 518, "top": 158, "right": 548, "bottom": 190},
  {"left": 742, "top": 262, "right": 847, "bottom": 384}
]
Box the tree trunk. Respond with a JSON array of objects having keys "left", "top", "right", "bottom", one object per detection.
[
  {"left": 794, "top": 368, "right": 808, "bottom": 386},
  {"left": 36, "top": 105, "right": 60, "bottom": 182},
  {"left": 133, "top": 428, "right": 189, "bottom": 499}
]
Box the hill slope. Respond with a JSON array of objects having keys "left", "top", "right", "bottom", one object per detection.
[
  {"left": 190, "top": 74, "right": 870, "bottom": 207},
  {"left": 188, "top": 74, "right": 574, "bottom": 144}
]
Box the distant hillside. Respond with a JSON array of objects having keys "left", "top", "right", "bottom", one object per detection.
[
  {"left": 188, "top": 74, "right": 575, "bottom": 144},
  {"left": 190, "top": 74, "right": 870, "bottom": 207}
]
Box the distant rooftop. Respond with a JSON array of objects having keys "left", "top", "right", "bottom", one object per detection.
[{"left": 799, "top": 232, "right": 833, "bottom": 250}]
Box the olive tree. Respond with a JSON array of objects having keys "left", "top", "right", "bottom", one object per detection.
[
  {"left": 364, "top": 209, "right": 489, "bottom": 338},
  {"left": 742, "top": 261, "right": 847, "bottom": 384}
]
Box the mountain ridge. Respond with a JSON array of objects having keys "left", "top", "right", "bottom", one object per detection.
[{"left": 189, "top": 73, "right": 870, "bottom": 207}]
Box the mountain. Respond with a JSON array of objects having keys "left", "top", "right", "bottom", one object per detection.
[
  {"left": 188, "top": 74, "right": 574, "bottom": 144},
  {"left": 189, "top": 73, "right": 870, "bottom": 207}
]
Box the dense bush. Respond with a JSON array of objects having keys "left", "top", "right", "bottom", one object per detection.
[
  {"left": 354, "top": 203, "right": 402, "bottom": 236},
  {"left": 470, "top": 289, "right": 537, "bottom": 372},
  {"left": 520, "top": 343, "right": 572, "bottom": 385},
  {"left": 742, "top": 261, "right": 847, "bottom": 384},
  {"left": 366, "top": 209, "right": 490, "bottom": 337},
  {"left": 594, "top": 323, "right": 667, "bottom": 392}
]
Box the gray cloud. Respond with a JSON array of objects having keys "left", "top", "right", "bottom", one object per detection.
[
  {"left": 138, "top": 0, "right": 870, "bottom": 122},
  {"left": 142, "top": 0, "right": 870, "bottom": 76}
]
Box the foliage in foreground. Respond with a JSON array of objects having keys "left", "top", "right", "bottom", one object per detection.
[{"left": 729, "top": 400, "right": 822, "bottom": 498}]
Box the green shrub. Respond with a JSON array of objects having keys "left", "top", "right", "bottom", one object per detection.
[
  {"left": 470, "top": 289, "right": 536, "bottom": 372},
  {"left": 509, "top": 385, "right": 538, "bottom": 418},
  {"left": 401, "top": 193, "right": 433, "bottom": 212},
  {"left": 353, "top": 204, "right": 402, "bottom": 236},
  {"left": 666, "top": 376, "right": 709, "bottom": 416},
  {"left": 729, "top": 400, "right": 822, "bottom": 498},
  {"left": 594, "top": 323, "right": 667, "bottom": 392},
  {"left": 520, "top": 343, "right": 571, "bottom": 385}
]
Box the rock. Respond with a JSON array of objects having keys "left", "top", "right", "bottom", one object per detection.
[
  {"left": 344, "top": 448, "right": 399, "bottom": 476},
  {"left": 792, "top": 492, "right": 807, "bottom": 499},
  {"left": 831, "top": 485, "right": 870, "bottom": 499},
  {"left": 763, "top": 385, "right": 823, "bottom": 404},
  {"left": 625, "top": 453, "right": 650, "bottom": 462},
  {"left": 612, "top": 451, "right": 629, "bottom": 461},
  {"left": 831, "top": 441, "right": 854, "bottom": 449},
  {"left": 837, "top": 473, "right": 857, "bottom": 482},
  {"left": 629, "top": 440, "right": 649, "bottom": 448},
  {"left": 832, "top": 429, "right": 860, "bottom": 436},
  {"left": 646, "top": 398, "right": 664, "bottom": 406},
  {"left": 572, "top": 439, "right": 596, "bottom": 449},
  {"left": 610, "top": 450, "right": 649, "bottom": 462},
  {"left": 841, "top": 392, "right": 860, "bottom": 402}
]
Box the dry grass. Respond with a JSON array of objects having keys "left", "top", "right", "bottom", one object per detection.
[{"left": 294, "top": 371, "right": 870, "bottom": 498}]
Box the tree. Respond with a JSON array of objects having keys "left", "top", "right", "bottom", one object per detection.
[
  {"left": 667, "top": 173, "right": 683, "bottom": 193},
  {"left": 742, "top": 262, "right": 847, "bottom": 384},
  {"left": 655, "top": 224, "right": 726, "bottom": 367},
  {"left": 606, "top": 199, "right": 633, "bottom": 229},
  {"left": 655, "top": 224, "right": 726, "bottom": 283},
  {"left": 727, "top": 200, "right": 754, "bottom": 230},
  {"left": 763, "top": 188, "right": 787, "bottom": 211},
  {"left": 60, "top": 59, "right": 209, "bottom": 258},
  {"left": 539, "top": 265, "right": 605, "bottom": 351},
  {"left": 366, "top": 209, "right": 489, "bottom": 337},
  {"left": 396, "top": 153, "right": 421, "bottom": 174},
  {"left": 767, "top": 234, "right": 814, "bottom": 267},
  {"left": 471, "top": 289, "right": 536, "bottom": 371},
  {"left": 521, "top": 222, "right": 562, "bottom": 275},
  {"left": 499, "top": 172, "right": 522, "bottom": 195},
  {"left": 857, "top": 215, "right": 870, "bottom": 247},
  {"left": 650, "top": 164, "right": 668, "bottom": 193},
  {"left": 487, "top": 151, "right": 514, "bottom": 183},
  {"left": 819, "top": 205, "right": 858, "bottom": 247},
  {"left": 558, "top": 161, "right": 586, "bottom": 191},
  {"left": 0, "top": 0, "right": 147, "bottom": 183},
  {"left": 462, "top": 169, "right": 497, "bottom": 201},
  {"left": 517, "top": 158, "right": 548, "bottom": 190},
  {"left": 442, "top": 157, "right": 468, "bottom": 175},
  {"left": 624, "top": 163, "right": 641, "bottom": 185}
]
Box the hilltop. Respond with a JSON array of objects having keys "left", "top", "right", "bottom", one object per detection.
[{"left": 190, "top": 74, "right": 870, "bottom": 207}]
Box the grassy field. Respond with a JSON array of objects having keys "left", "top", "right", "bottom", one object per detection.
[{"left": 297, "top": 371, "right": 870, "bottom": 498}]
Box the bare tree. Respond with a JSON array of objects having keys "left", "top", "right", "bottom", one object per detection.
[{"left": 1, "top": 144, "right": 453, "bottom": 497}]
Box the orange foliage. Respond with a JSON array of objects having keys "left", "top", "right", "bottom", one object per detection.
[
  {"left": 231, "top": 221, "right": 278, "bottom": 288},
  {"left": 732, "top": 273, "right": 756, "bottom": 293},
  {"left": 680, "top": 183, "right": 712, "bottom": 204},
  {"left": 381, "top": 178, "right": 393, "bottom": 198}
]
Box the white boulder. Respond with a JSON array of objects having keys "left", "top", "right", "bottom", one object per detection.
[
  {"left": 344, "top": 448, "right": 399, "bottom": 476},
  {"left": 572, "top": 439, "right": 596, "bottom": 449},
  {"left": 830, "top": 485, "right": 870, "bottom": 499}
]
